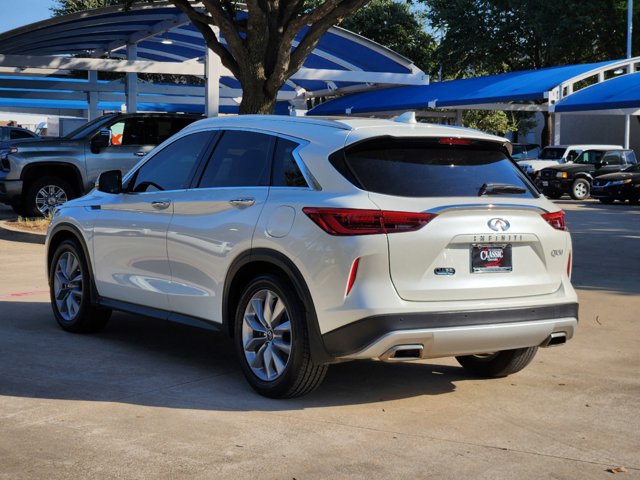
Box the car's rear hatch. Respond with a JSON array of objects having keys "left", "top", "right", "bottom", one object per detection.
[{"left": 332, "top": 136, "right": 569, "bottom": 302}]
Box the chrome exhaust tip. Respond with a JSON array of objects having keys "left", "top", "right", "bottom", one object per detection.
[
  {"left": 541, "top": 332, "right": 567, "bottom": 347},
  {"left": 379, "top": 344, "right": 424, "bottom": 362}
]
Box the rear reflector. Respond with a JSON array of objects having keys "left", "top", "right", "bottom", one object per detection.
[
  {"left": 567, "top": 252, "right": 572, "bottom": 279},
  {"left": 345, "top": 258, "right": 360, "bottom": 296},
  {"left": 302, "top": 208, "right": 436, "bottom": 236},
  {"left": 438, "top": 137, "right": 472, "bottom": 146},
  {"left": 542, "top": 211, "right": 567, "bottom": 231}
]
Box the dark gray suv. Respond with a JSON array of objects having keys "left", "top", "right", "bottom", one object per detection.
[{"left": 0, "top": 113, "right": 200, "bottom": 216}]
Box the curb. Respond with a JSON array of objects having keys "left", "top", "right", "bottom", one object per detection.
[{"left": 0, "top": 220, "right": 46, "bottom": 245}]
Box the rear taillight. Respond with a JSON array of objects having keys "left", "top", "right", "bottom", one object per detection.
[
  {"left": 542, "top": 211, "right": 567, "bottom": 231},
  {"left": 302, "top": 208, "right": 436, "bottom": 236}
]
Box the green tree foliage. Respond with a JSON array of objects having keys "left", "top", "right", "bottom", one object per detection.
[
  {"left": 339, "top": 0, "right": 436, "bottom": 74},
  {"left": 51, "top": 0, "right": 128, "bottom": 16}
]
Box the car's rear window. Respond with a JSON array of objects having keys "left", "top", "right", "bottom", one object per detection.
[{"left": 331, "top": 139, "right": 536, "bottom": 198}]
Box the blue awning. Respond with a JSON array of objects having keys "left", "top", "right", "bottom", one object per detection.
[
  {"left": 0, "top": 4, "right": 425, "bottom": 115},
  {"left": 308, "top": 61, "right": 619, "bottom": 115},
  {"left": 554, "top": 72, "right": 640, "bottom": 112}
]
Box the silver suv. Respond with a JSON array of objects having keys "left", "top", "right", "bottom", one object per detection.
[
  {"left": 0, "top": 113, "right": 199, "bottom": 216},
  {"left": 46, "top": 115, "right": 579, "bottom": 398}
]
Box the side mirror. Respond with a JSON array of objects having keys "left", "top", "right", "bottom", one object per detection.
[
  {"left": 91, "top": 128, "right": 111, "bottom": 153},
  {"left": 96, "top": 170, "right": 122, "bottom": 194}
]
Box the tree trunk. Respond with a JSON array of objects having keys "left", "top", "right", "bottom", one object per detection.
[
  {"left": 238, "top": 79, "right": 278, "bottom": 114},
  {"left": 540, "top": 111, "right": 552, "bottom": 147}
]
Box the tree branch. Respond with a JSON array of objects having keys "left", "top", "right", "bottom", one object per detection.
[{"left": 169, "top": 0, "right": 240, "bottom": 77}]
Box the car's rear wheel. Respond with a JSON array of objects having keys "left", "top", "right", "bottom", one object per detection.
[
  {"left": 234, "top": 274, "right": 328, "bottom": 398},
  {"left": 570, "top": 179, "right": 590, "bottom": 200},
  {"left": 25, "top": 176, "right": 75, "bottom": 217},
  {"left": 456, "top": 347, "right": 538, "bottom": 377},
  {"left": 49, "top": 239, "right": 111, "bottom": 333}
]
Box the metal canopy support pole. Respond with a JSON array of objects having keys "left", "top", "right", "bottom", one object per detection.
[
  {"left": 625, "top": 114, "right": 631, "bottom": 148},
  {"left": 455, "top": 109, "right": 463, "bottom": 126},
  {"left": 87, "top": 70, "right": 98, "bottom": 121},
  {"left": 553, "top": 113, "right": 562, "bottom": 145},
  {"left": 205, "top": 42, "right": 220, "bottom": 117},
  {"left": 126, "top": 43, "right": 138, "bottom": 113},
  {"left": 628, "top": 0, "right": 634, "bottom": 58}
]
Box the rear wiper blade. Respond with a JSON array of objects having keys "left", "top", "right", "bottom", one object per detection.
[{"left": 478, "top": 183, "right": 527, "bottom": 196}]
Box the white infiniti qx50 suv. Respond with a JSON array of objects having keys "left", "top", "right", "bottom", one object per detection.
[{"left": 46, "top": 115, "right": 578, "bottom": 398}]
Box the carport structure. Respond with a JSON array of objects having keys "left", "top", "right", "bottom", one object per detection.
[
  {"left": 308, "top": 58, "right": 640, "bottom": 147},
  {"left": 0, "top": 2, "right": 428, "bottom": 119}
]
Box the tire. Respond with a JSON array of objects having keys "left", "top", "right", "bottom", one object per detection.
[
  {"left": 570, "top": 178, "right": 590, "bottom": 200},
  {"left": 545, "top": 191, "right": 563, "bottom": 200},
  {"left": 49, "top": 239, "right": 111, "bottom": 333},
  {"left": 234, "top": 273, "right": 328, "bottom": 398},
  {"left": 25, "top": 176, "right": 75, "bottom": 217},
  {"left": 456, "top": 346, "right": 538, "bottom": 378},
  {"left": 599, "top": 198, "right": 615, "bottom": 204},
  {"left": 629, "top": 196, "right": 640, "bottom": 205}
]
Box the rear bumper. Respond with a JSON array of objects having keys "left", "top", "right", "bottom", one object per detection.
[
  {"left": 322, "top": 303, "right": 578, "bottom": 359},
  {"left": 0, "top": 179, "right": 23, "bottom": 204}
]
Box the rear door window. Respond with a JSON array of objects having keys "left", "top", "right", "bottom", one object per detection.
[
  {"left": 331, "top": 138, "right": 535, "bottom": 198},
  {"left": 197, "top": 130, "right": 274, "bottom": 188}
]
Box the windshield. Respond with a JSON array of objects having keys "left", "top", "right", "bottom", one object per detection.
[
  {"left": 574, "top": 150, "right": 605, "bottom": 165},
  {"left": 539, "top": 147, "right": 566, "bottom": 160},
  {"left": 64, "top": 115, "right": 117, "bottom": 140}
]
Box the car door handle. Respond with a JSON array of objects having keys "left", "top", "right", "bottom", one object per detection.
[
  {"left": 229, "top": 197, "right": 256, "bottom": 208},
  {"left": 135, "top": 152, "right": 146, "bottom": 157},
  {"left": 151, "top": 200, "right": 171, "bottom": 210}
]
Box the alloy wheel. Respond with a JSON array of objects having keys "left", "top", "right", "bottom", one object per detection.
[
  {"left": 35, "top": 185, "right": 67, "bottom": 216},
  {"left": 241, "top": 289, "right": 292, "bottom": 381},
  {"left": 53, "top": 251, "right": 83, "bottom": 322}
]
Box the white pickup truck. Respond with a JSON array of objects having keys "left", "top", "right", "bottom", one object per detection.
[{"left": 518, "top": 144, "right": 623, "bottom": 178}]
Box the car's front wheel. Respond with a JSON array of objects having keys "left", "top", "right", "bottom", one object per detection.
[
  {"left": 234, "top": 274, "right": 328, "bottom": 398},
  {"left": 570, "top": 178, "right": 590, "bottom": 200},
  {"left": 25, "top": 176, "right": 75, "bottom": 217},
  {"left": 49, "top": 239, "right": 111, "bottom": 333},
  {"left": 456, "top": 347, "right": 538, "bottom": 377}
]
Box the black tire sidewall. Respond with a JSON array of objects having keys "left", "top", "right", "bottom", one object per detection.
[
  {"left": 49, "top": 239, "right": 93, "bottom": 332},
  {"left": 25, "top": 176, "right": 75, "bottom": 217},
  {"left": 234, "top": 274, "right": 308, "bottom": 397}
]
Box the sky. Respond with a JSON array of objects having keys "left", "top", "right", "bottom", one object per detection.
[{"left": 0, "top": 0, "right": 55, "bottom": 33}]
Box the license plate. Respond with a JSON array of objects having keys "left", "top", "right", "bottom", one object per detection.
[
  {"left": 542, "top": 181, "right": 549, "bottom": 186},
  {"left": 471, "top": 244, "right": 512, "bottom": 273}
]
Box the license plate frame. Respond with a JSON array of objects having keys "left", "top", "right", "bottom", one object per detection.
[{"left": 471, "top": 244, "right": 512, "bottom": 273}]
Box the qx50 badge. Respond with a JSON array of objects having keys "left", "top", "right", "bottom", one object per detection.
[{"left": 488, "top": 218, "right": 510, "bottom": 232}]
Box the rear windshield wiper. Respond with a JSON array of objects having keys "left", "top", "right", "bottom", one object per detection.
[{"left": 478, "top": 183, "right": 527, "bottom": 196}]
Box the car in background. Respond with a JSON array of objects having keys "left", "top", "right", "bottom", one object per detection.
[
  {"left": 536, "top": 149, "right": 638, "bottom": 200},
  {"left": 0, "top": 113, "right": 200, "bottom": 216},
  {"left": 517, "top": 144, "right": 623, "bottom": 178},
  {"left": 46, "top": 115, "right": 578, "bottom": 398},
  {"left": 511, "top": 143, "right": 540, "bottom": 160},
  {"left": 591, "top": 164, "right": 640, "bottom": 204},
  {"left": 0, "top": 125, "right": 40, "bottom": 142}
]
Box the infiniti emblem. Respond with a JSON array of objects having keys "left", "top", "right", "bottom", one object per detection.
[{"left": 488, "top": 218, "right": 510, "bottom": 232}]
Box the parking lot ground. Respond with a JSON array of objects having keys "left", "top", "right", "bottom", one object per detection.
[{"left": 0, "top": 201, "right": 639, "bottom": 479}]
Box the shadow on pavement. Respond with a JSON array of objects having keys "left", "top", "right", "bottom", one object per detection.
[{"left": 0, "top": 301, "right": 465, "bottom": 411}]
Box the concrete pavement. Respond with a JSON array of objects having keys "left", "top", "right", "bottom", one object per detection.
[{"left": 0, "top": 201, "right": 638, "bottom": 479}]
